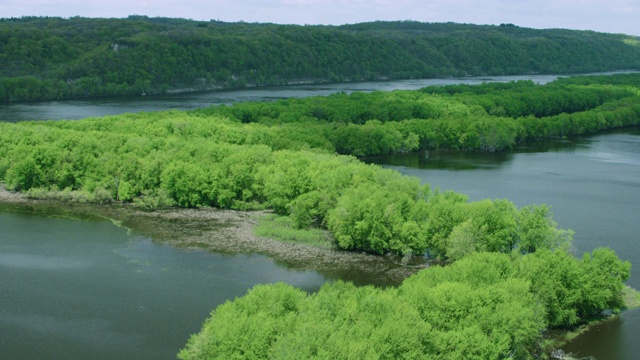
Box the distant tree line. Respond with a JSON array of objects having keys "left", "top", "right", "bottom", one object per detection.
[
  {"left": 192, "top": 73, "right": 640, "bottom": 154},
  {"left": 1, "top": 16, "right": 640, "bottom": 102}
]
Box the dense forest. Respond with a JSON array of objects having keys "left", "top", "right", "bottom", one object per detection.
[
  {"left": 1, "top": 74, "right": 638, "bottom": 358},
  {"left": 2, "top": 16, "right": 640, "bottom": 102}
]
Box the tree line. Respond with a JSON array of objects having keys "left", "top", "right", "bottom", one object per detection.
[
  {"left": 194, "top": 73, "right": 640, "bottom": 153},
  {"left": 1, "top": 16, "right": 640, "bottom": 102}
]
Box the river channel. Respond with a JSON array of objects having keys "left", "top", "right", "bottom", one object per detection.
[
  {"left": 1, "top": 74, "right": 639, "bottom": 359},
  {"left": 0, "top": 73, "right": 579, "bottom": 122},
  {"left": 366, "top": 127, "right": 640, "bottom": 360}
]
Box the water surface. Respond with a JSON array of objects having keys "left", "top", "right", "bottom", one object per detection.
[
  {"left": 367, "top": 127, "right": 640, "bottom": 359},
  {"left": 0, "top": 73, "right": 577, "bottom": 122},
  {"left": 0, "top": 209, "right": 325, "bottom": 360}
]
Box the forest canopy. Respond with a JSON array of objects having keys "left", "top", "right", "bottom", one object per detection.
[
  {"left": 1, "top": 16, "right": 640, "bottom": 101},
  {"left": 179, "top": 249, "right": 631, "bottom": 359}
]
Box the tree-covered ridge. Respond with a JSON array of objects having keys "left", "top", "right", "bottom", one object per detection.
[{"left": 1, "top": 16, "right": 640, "bottom": 101}]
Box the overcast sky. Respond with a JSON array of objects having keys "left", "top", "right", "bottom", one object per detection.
[{"left": 4, "top": 0, "right": 640, "bottom": 36}]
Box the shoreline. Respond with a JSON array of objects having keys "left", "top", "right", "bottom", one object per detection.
[
  {"left": 3, "top": 185, "right": 639, "bottom": 356},
  {"left": 0, "top": 186, "right": 427, "bottom": 287}
]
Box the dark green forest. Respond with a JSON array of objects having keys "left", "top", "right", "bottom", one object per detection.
[
  {"left": 2, "top": 16, "right": 640, "bottom": 102},
  {"left": 1, "top": 74, "right": 639, "bottom": 358}
]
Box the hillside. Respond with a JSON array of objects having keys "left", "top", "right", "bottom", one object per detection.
[{"left": 1, "top": 16, "right": 640, "bottom": 102}]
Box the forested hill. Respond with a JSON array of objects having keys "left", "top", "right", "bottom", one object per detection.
[{"left": 2, "top": 16, "right": 640, "bottom": 102}]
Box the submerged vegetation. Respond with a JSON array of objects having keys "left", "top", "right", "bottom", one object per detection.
[
  {"left": 1, "top": 73, "right": 638, "bottom": 358},
  {"left": 2, "top": 16, "right": 640, "bottom": 102}
]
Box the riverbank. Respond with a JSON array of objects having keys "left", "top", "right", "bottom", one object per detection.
[
  {"left": 3, "top": 183, "right": 638, "bottom": 302},
  {"left": 0, "top": 185, "right": 427, "bottom": 287},
  {"left": 3, "top": 184, "right": 640, "bottom": 359}
]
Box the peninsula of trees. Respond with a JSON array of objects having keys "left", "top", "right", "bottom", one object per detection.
[
  {"left": 2, "top": 16, "right": 640, "bottom": 102},
  {"left": 1, "top": 73, "right": 640, "bottom": 257}
]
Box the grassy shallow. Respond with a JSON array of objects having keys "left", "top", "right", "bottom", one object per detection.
[
  {"left": 253, "top": 214, "right": 334, "bottom": 249},
  {"left": 623, "top": 285, "right": 640, "bottom": 309}
]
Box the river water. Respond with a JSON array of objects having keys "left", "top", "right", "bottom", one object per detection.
[
  {"left": 0, "top": 74, "right": 568, "bottom": 122},
  {"left": 366, "top": 127, "right": 640, "bottom": 360},
  {"left": 1, "top": 74, "right": 639, "bottom": 359},
  {"left": 0, "top": 206, "right": 328, "bottom": 360}
]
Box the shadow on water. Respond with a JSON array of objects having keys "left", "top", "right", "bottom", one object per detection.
[
  {"left": 560, "top": 308, "right": 640, "bottom": 360},
  {"left": 364, "top": 150, "right": 514, "bottom": 170},
  {"left": 363, "top": 137, "right": 593, "bottom": 171}
]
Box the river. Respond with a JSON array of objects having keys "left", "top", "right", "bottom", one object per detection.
[
  {"left": 0, "top": 73, "right": 581, "bottom": 122},
  {"left": 366, "top": 127, "right": 640, "bottom": 360},
  {"left": 0, "top": 206, "right": 326, "bottom": 360},
  {"left": 1, "top": 73, "right": 638, "bottom": 359}
]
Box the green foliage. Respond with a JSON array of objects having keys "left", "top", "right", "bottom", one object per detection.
[
  {"left": 514, "top": 248, "right": 631, "bottom": 327},
  {"left": 2, "top": 17, "right": 640, "bottom": 102},
  {"left": 254, "top": 214, "right": 332, "bottom": 248},
  {"left": 3, "top": 74, "right": 640, "bottom": 259},
  {"left": 190, "top": 75, "right": 640, "bottom": 154},
  {"left": 180, "top": 250, "right": 630, "bottom": 359},
  {"left": 178, "top": 283, "right": 307, "bottom": 360}
]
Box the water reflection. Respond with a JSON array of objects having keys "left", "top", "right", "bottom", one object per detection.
[{"left": 364, "top": 150, "right": 514, "bottom": 170}]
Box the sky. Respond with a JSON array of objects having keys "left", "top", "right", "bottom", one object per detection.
[{"left": 3, "top": 0, "right": 640, "bottom": 36}]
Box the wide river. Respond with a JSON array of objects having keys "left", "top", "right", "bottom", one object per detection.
[{"left": 1, "top": 73, "right": 638, "bottom": 359}]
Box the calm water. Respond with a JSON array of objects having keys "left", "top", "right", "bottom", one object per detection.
[
  {"left": 368, "top": 127, "right": 640, "bottom": 360},
  {"left": 0, "top": 74, "right": 568, "bottom": 122},
  {"left": 0, "top": 209, "right": 326, "bottom": 360}
]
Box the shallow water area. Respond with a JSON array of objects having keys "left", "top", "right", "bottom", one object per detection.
[{"left": 0, "top": 208, "right": 326, "bottom": 360}]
